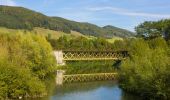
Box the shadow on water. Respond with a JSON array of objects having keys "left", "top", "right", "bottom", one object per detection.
[{"left": 26, "top": 81, "right": 143, "bottom": 100}]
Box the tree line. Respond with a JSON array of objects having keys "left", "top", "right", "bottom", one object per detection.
[{"left": 47, "top": 35, "right": 128, "bottom": 51}]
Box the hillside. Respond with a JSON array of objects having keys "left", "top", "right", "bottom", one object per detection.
[
  {"left": 0, "top": 27, "right": 122, "bottom": 43},
  {"left": 0, "top": 5, "right": 134, "bottom": 38}
]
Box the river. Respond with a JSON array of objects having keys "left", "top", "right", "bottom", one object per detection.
[{"left": 28, "top": 81, "right": 142, "bottom": 100}]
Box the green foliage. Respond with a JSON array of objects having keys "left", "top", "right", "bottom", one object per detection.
[
  {"left": 112, "top": 39, "right": 130, "bottom": 51},
  {"left": 0, "top": 62, "right": 46, "bottom": 99},
  {"left": 0, "top": 5, "right": 134, "bottom": 38},
  {"left": 48, "top": 36, "right": 124, "bottom": 51},
  {"left": 58, "top": 61, "right": 116, "bottom": 74},
  {"left": 135, "top": 19, "right": 170, "bottom": 40},
  {"left": 119, "top": 38, "right": 170, "bottom": 99},
  {"left": 0, "top": 33, "right": 56, "bottom": 99},
  {"left": 53, "top": 36, "right": 128, "bottom": 75},
  {"left": 21, "top": 34, "right": 56, "bottom": 79}
]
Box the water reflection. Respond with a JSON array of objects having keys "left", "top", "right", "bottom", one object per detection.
[
  {"left": 52, "top": 81, "right": 142, "bottom": 100},
  {"left": 27, "top": 81, "right": 143, "bottom": 100}
]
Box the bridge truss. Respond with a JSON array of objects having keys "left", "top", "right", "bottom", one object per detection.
[{"left": 62, "top": 50, "right": 128, "bottom": 61}]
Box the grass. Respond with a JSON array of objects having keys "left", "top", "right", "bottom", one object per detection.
[
  {"left": 0, "top": 27, "right": 123, "bottom": 43},
  {"left": 107, "top": 37, "right": 123, "bottom": 43},
  {"left": 0, "top": 27, "right": 24, "bottom": 34}
]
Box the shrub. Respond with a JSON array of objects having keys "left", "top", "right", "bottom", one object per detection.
[
  {"left": 0, "top": 33, "right": 56, "bottom": 99},
  {"left": 119, "top": 38, "right": 170, "bottom": 99}
]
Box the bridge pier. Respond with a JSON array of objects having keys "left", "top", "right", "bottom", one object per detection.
[
  {"left": 56, "top": 70, "right": 65, "bottom": 85},
  {"left": 54, "top": 51, "right": 65, "bottom": 66}
]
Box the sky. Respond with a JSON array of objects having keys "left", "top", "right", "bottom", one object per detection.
[{"left": 1, "top": 0, "right": 170, "bottom": 31}]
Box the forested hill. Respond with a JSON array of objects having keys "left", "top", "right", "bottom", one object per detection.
[{"left": 0, "top": 5, "right": 134, "bottom": 38}]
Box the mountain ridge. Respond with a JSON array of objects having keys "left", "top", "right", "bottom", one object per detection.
[{"left": 0, "top": 5, "right": 135, "bottom": 38}]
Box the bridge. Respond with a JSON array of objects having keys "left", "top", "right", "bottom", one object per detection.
[
  {"left": 54, "top": 50, "right": 128, "bottom": 65},
  {"left": 54, "top": 50, "right": 128, "bottom": 85}
]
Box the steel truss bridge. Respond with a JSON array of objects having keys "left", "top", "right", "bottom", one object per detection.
[{"left": 62, "top": 50, "right": 128, "bottom": 61}]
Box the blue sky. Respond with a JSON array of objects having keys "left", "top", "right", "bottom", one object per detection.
[{"left": 1, "top": 0, "right": 170, "bottom": 31}]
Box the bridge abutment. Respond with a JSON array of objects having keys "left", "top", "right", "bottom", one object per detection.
[{"left": 54, "top": 51, "right": 65, "bottom": 65}]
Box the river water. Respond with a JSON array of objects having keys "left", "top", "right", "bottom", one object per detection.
[{"left": 29, "top": 81, "right": 142, "bottom": 100}]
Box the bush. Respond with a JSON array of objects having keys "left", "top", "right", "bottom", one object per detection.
[
  {"left": 21, "top": 34, "right": 56, "bottom": 79},
  {"left": 0, "top": 61, "right": 46, "bottom": 99},
  {"left": 119, "top": 38, "right": 170, "bottom": 99},
  {"left": 0, "top": 33, "right": 56, "bottom": 99}
]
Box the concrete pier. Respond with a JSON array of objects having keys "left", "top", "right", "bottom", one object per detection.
[{"left": 54, "top": 51, "right": 65, "bottom": 65}]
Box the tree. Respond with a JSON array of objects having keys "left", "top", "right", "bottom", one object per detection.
[
  {"left": 119, "top": 38, "right": 170, "bottom": 99},
  {"left": 21, "top": 34, "right": 56, "bottom": 79},
  {"left": 136, "top": 20, "right": 170, "bottom": 40},
  {"left": 0, "top": 33, "right": 56, "bottom": 99}
]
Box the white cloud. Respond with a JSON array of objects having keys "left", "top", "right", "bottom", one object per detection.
[
  {"left": 0, "top": 0, "right": 17, "bottom": 6},
  {"left": 87, "top": 6, "right": 170, "bottom": 18}
]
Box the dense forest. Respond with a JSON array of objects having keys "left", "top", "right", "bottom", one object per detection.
[{"left": 0, "top": 5, "right": 134, "bottom": 38}]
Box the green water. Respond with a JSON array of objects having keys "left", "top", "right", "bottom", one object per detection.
[{"left": 27, "top": 81, "right": 143, "bottom": 100}]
